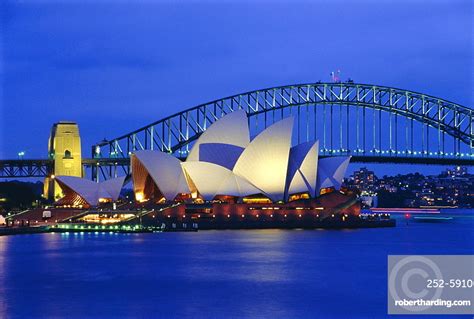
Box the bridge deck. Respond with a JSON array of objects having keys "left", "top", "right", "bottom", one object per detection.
[{"left": 1, "top": 155, "right": 473, "bottom": 179}]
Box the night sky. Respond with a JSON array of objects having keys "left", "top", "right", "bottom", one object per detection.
[{"left": 1, "top": 0, "right": 472, "bottom": 176}]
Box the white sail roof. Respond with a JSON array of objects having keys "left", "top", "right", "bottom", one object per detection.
[
  {"left": 287, "top": 170, "right": 311, "bottom": 197},
  {"left": 198, "top": 143, "right": 245, "bottom": 170},
  {"left": 181, "top": 161, "right": 232, "bottom": 200},
  {"left": 286, "top": 141, "right": 319, "bottom": 197},
  {"left": 56, "top": 175, "right": 125, "bottom": 206},
  {"left": 182, "top": 161, "right": 261, "bottom": 200},
  {"left": 233, "top": 117, "right": 294, "bottom": 202},
  {"left": 186, "top": 110, "right": 250, "bottom": 162},
  {"left": 99, "top": 176, "right": 126, "bottom": 201},
  {"left": 56, "top": 176, "right": 99, "bottom": 205},
  {"left": 126, "top": 110, "right": 352, "bottom": 203},
  {"left": 216, "top": 172, "right": 262, "bottom": 198},
  {"left": 132, "top": 150, "right": 189, "bottom": 200},
  {"left": 315, "top": 156, "right": 351, "bottom": 195}
]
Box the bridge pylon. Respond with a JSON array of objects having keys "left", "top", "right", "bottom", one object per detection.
[{"left": 43, "top": 122, "right": 83, "bottom": 200}]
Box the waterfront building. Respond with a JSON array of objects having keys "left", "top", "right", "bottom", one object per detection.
[
  {"left": 44, "top": 110, "right": 359, "bottom": 228},
  {"left": 444, "top": 166, "right": 468, "bottom": 177},
  {"left": 345, "top": 166, "right": 474, "bottom": 208},
  {"left": 131, "top": 110, "right": 351, "bottom": 204},
  {"left": 351, "top": 167, "right": 376, "bottom": 192}
]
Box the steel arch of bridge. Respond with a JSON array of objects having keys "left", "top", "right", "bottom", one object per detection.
[{"left": 91, "top": 82, "right": 473, "bottom": 179}]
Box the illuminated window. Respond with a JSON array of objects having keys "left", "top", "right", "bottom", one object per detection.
[
  {"left": 288, "top": 193, "right": 310, "bottom": 202},
  {"left": 242, "top": 197, "right": 272, "bottom": 204},
  {"left": 319, "top": 187, "right": 335, "bottom": 195}
]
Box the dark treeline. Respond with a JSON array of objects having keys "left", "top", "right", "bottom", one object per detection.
[{"left": 0, "top": 181, "right": 44, "bottom": 212}]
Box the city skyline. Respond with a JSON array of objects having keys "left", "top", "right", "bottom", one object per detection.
[{"left": 345, "top": 165, "right": 473, "bottom": 208}]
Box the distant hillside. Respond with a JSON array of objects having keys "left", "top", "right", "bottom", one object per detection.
[{"left": 0, "top": 181, "right": 44, "bottom": 211}]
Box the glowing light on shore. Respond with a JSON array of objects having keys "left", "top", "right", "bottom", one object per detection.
[{"left": 135, "top": 192, "right": 145, "bottom": 202}]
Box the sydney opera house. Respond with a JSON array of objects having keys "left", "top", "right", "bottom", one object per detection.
[
  {"left": 130, "top": 110, "right": 350, "bottom": 204},
  {"left": 52, "top": 110, "right": 360, "bottom": 228}
]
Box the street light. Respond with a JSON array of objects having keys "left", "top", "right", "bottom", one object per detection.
[{"left": 18, "top": 151, "right": 25, "bottom": 159}]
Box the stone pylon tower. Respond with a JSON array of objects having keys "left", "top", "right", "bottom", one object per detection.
[{"left": 43, "top": 122, "right": 82, "bottom": 200}]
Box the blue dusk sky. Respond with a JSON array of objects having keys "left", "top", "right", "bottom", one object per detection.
[{"left": 1, "top": 0, "right": 472, "bottom": 176}]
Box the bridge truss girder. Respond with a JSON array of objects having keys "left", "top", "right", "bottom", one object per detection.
[
  {"left": 0, "top": 160, "right": 53, "bottom": 178},
  {"left": 3, "top": 83, "right": 473, "bottom": 181},
  {"left": 92, "top": 82, "right": 472, "bottom": 158}
]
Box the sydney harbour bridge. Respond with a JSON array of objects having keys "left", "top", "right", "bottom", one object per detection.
[{"left": 1, "top": 82, "right": 473, "bottom": 181}]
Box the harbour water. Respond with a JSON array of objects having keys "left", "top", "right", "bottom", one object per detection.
[{"left": 1, "top": 209, "right": 473, "bottom": 318}]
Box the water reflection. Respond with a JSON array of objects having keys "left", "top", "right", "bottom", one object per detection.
[
  {"left": 177, "top": 230, "right": 295, "bottom": 284},
  {"left": 0, "top": 236, "right": 10, "bottom": 315},
  {"left": 0, "top": 210, "right": 472, "bottom": 318}
]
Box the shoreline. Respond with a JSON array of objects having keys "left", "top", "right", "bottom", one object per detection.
[{"left": 0, "top": 218, "right": 395, "bottom": 236}]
